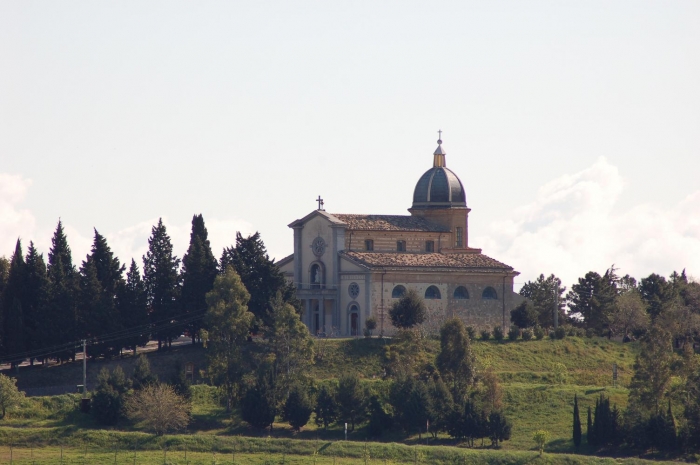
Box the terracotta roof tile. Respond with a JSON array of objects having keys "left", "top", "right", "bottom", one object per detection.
[
  {"left": 341, "top": 251, "right": 514, "bottom": 272},
  {"left": 332, "top": 214, "right": 450, "bottom": 232}
]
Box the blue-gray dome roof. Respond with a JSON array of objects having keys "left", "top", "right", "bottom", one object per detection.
[{"left": 412, "top": 166, "right": 467, "bottom": 209}]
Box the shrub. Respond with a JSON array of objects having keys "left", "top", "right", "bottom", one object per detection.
[
  {"left": 125, "top": 383, "right": 191, "bottom": 435},
  {"left": 507, "top": 326, "right": 520, "bottom": 341},
  {"left": 533, "top": 430, "right": 550, "bottom": 455},
  {"left": 283, "top": 385, "right": 313, "bottom": 432},
  {"left": 549, "top": 330, "right": 556, "bottom": 340},
  {"left": 554, "top": 326, "right": 566, "bottom": 340},
  {"left": 522, "top": 328, "right": 534, "bottom": 341},
  {"left": 492, "top": 326, "right": 504, "bottom": 342},
  {"left": 534, "top": 326, "right": 545, "bottom": 340},
  {"left": 480, "top": 329, "right": 491, "bottom": 341},
  {"left": 92, "top": 366, "right": 131, "bottom": 426},
  {"left": 0, "top": 374, "right": 25, "bottom": 418},
  {"left": 585, "top": 328, "right": 596, "bottom": 338},
  {"left": 364, "top": 316, "right": 377, "bottom": 337},
  {"left": 466, "top": 326, "right": 477, "bottom": 341},
  {"left": 132, "top": 354, "right": 157, "bottom": 390},
  {"left": 389, "top": 289, "right": 426, "bottom": 329}
]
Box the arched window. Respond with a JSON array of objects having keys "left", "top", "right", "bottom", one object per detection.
[
  {"left": 454, "top": 286, "right": 469, "bottom": 300},
  {"left": 482, "top": 287, "right": 498, "bottom": 300},
  {"left": 392, "top": 285, "right": 406, "bottom": 298},
  {"left": 425, "top": 285, "right": 441, "bottom": 299},
  {"left": 310, "top": 263, "right": 323, "bottom": 289}
]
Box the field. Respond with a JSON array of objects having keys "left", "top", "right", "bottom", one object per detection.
[{"left": 0, "top": 335, "right": 675, "bottom": 464}]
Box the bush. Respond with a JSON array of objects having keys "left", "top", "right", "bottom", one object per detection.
[
  {"left": 389, "top": 289, "right": 426, "bottom": 329},
  {"left": 364, "top": 316, "right": 377, "bottom": 338},
  {"left": 522, "top": 328, "right": 534, "bottom": 341},
  {"left": 586, "top": 328, "right": 596, "bottom": 338},
  {"left": 507, "top": 326, "right": 520, "bottom": 341},
  {"left": 283, "top": 385, "right": 313, "bottom": 432},
  {"left": 493, "top": 326, "right": 504, "bottom": 342},
  {"left": 549, "top": 330, "right": 556, "bottom": 340},
  {"left": 92, "top": 366, "right": 131, "bottom": 426},
  {"left": 534, "top": 326, "right": 545, "bottom": 340},
  {"left": 466, "top": 326, "right": 477, "bottom": 341},
  {"left": 480, "top": 329, "right": 491, "bottom": 341},
  {"left": 125, "top": 383, "right": 191, "bottom": 435},
  {"left": 554, "top": 326, "right": 566, "bottom": 340}
]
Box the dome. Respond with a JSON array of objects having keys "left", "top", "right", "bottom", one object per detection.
[{"left": 411, "top": 137, "right": 467, "bottom": 209}]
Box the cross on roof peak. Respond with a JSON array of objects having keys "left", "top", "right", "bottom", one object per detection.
[{"left": 316, "top": 195, "right": 325, "bottom": 211}]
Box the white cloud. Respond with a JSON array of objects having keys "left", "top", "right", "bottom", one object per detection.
[
  {"left": 477, "top": 157, "right": 700, "bottom": 290},
  {"left": 0, "top": 173, "right": 36, "bottom": 257}
]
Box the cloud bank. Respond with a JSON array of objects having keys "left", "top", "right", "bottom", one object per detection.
[{"left": 476, "top": 157, "right": 700, "bottom": 289}]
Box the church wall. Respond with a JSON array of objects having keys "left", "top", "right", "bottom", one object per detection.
[
  {"left": 299, "top": 216, "right": 337, "bottom": 290},
  {"left": 367, "top": 271, "right": 522, "bottom": 335},
  {"left": 345, "top": 230, "right": 454, "bottom": 253}
]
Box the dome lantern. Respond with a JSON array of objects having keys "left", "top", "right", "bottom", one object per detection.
[{"left": 412, "top": 133, "right": 467, "bottom": 210}]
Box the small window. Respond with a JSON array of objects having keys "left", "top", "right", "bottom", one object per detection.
[
  {"left": 397, "top": 240, "right": 406, "bottom": 252},
  {"left": 456, "top": 227, "right": 463, "bottom": 248},
  {"left": 392, "top": 285, "right": 406, "bottom": 298},
  {"left": 454, "top": 286, "right": 469, "bottom": 299},
  {"left": 365, "top": 239, "right": 374, "bottom": 251},
  {"left": 425, "top": 240, "right": 434, "bottom": 252},
  {"left": 482, "top": 287, "right": 498, "bottom": 300},
  {"left": 425, "top": 285, "right": 441, "bottom": 299}
]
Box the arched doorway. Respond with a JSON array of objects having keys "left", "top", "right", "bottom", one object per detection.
[{"left": 348, "top": 304, "right": 359, "bottom": 336}]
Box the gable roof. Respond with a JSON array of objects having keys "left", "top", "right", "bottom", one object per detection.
[
  {"left": 332, "top": 214, "right": 450, "bottom": 232},
  {"left": 340, "top": 250, "right": 515, "bottom": 273},
  {"left": 288, "top": 210, "right": 346, "bottom": 228}
]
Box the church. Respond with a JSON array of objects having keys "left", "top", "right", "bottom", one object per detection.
[{"left": 278, "top": 135, "right": 522, "bottom": 337}]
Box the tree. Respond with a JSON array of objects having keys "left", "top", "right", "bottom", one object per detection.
[
  {"left": 586, "top": 406, "right": 594, "bottom": 445},
  {"left": 118, "top": 260, "right": 150, "bottom": 354},
  {"left": 436, "top": 318, "right": 475, "bottom": 401},
  {"left": 429, "top": 378, "right": 454, "bottom": 437},
  {"left": 132, "top": 354, "right": 157, "bottom": 390},
  {"left": 510, "top": 300, "right": 538, "bottom": 329},
  {"left": 240, "top": 373, "right": 277, "bottom": 431},
  {"left": 404, "top": 379, "right": 432, "bottom": 439},
  {"left": 336, "top": 372, "right": 366, "bottom": 431},
  {"left": 367, "top": 394, "right": 392, "bottom": 438},
  {"left": 364, "top": 316, "right": 377, "bottom": 337},
  {"left": 220, "top": 232, "right": 298, "bottom": 330},
  {"left": 479, "top": 367, "right": 503, "bottom": 414},
  {"left": 609, "top": 289, "right": 649, "bottom": 339},
  {"left": 203, "top": 266, "right": 254, "bottom": 412},
  {"left": 45, "top": 220, "right": 78, "bottom": 362},
  {"left": 125, "top": 383, "right": 190, "bottom": 435},
  {"left": 0, "top": 373, "right": 25, "bottom": 418},
  {"left": 488, "top": 411, "right": 512, "bottom": 448},
  {"left": 92, "top": 366, "right": 131, "bottom": 425},
  {"left": 314, "top": 384, "right": 338, "bottom": 429},
  {"left": 2, "top": 239, "right": 27, "bottom": 362},
  {"left": 628, "top": 325, "right": 674, "bottom": 413},
  {"left": 567, "top": 267, "right": 618, "bottom": 334},
  {"left": 519, "top": 274, "right": 566, "bottom": 327},
  {"left": 23, "top": 243, "right": 49, "bottom": 362},
  {"left": 282, "top": 384, "right": 313, "bottom": 432},
  {"left": 389, "top": 288, "right": 426, "bottom": 330},
  {"left": 143, "top": 219, "right": 181, "bottom": 349},
  {"left": 180, "top": 214, "right": 218, "bottom": 344},
  {"left": 573, "top": 394, "right": 582, "bottom": 448},
  {"left": 639, "top": 273, "right": 673, "bottom": 320},
  {"left": 533, "top": 430, "right": 549, "bottom": 455}
]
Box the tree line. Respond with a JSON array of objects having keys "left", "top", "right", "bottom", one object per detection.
[{"left": 0, "top": 215, "right": 296, "bottom": 364}]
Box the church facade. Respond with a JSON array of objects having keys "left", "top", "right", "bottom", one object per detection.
[{"left": 278, "top": 136, "right": 522, "bottom": 337}]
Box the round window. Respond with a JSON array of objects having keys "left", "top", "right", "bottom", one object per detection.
[{"left": 348, "top": 282, "right": 360, "bottom": 299}]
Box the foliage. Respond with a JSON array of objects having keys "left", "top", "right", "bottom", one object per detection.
[
  {"left": 609, "top": 289, "right": 649, "bottom": 339},
  {"left": 389, "top": 288, "right": 426, "bottom": 329},
  {"left": 367, "top": 394, "right": 392, "bottom": 438},
  {"left": 0, "top": 373, "right": 25, "bottom": 418},
  {"left": 132, "top": 354, "right": 157, "bottom": 390},
  {"left": 125, "top": 383, "right": 191, "bottom": 435},
  {"left": 521, "top": 328, "right": 533, "bottom": 341},
  {"left": 180, "top": 214, "right": 218, "bottom": 344},
  {"left": 627, "top": 325, "right": 673, "bottom": 413},
  {"left": 480, "top": 329, "right": 490, "bottom": 341},
  {"left": 220, "top": 232, "right": 298, "bottom": 330},
  {"left": 118, "top": 260, "right": 150, "bottom": 354},
  {"left": 314, "top": 384, "right": 338, "bottom": 429},
  {"left": 92, "top": 366, "right": 131, "bottom": 426},
  {"left": 533, "top": 326, "right": 545, "bottom": 340},
  {"left": 203, "top": 266, "right": 254, "bottom": 411},
  {"left": 567, "top": 267, "right": 618, "bottom": 334},
  {"left": 492, "top": 325, "right": 504, "bottom": 342},
  {"left": 143, "top": 219, "right": 181, "bottom": 348},
  {"left": 336, "top": 373, "right": 366, "bottom": 431},
  {"left": 533, "top": 430, "right": 549, "bottom": 455},
  {"left": 510, "top": 300, "right": 538, "bottom": 329},
  {"left": 240, "top": 372, "right": 277, "bottom": 431},
  {"left": 488, "top": 411, "right": 512, "bottom": 447},
  {"left": 519, "top": 274, "right": 567, "bottom": 328},
  {"left": 573, "top": 394, "right": 582, "bottom": 448},
  {"left": 436, "top": 318, "right": 475, "bottom": 401},
  {"left": 282, "top": 384, "right": 313, "bottom": 432},
  {"left": 364, "top": 315, "right": 377, "bottom": 337},
  {"left": 588, "top": 394, "right": 620, "bottom": 448},
  {"left": 507, "top": 326, "right": 520, "bottom": 341}
]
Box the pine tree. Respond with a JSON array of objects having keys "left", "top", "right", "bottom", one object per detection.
[
  {"left": 143, "top": 219, "right": 181, "bottom": 349},
  {"left": 220, "top": 232, "right": 298, "bottom": 330},
  {"left": 573, "top": 394, "right": 582, "bottom": 448},
  {"left": 45, "top": 220, "right": 78, "bottom": 362},
  {"left": 180, "top": 214, "right": 218, "bottom": 344},
  {"left": 314, "top": 384, "right": 338, "bottom": 428},
  {"left": 23, "top": 243, "right": 49, "bottom": 363},
  {"left": 587, "top": 406, "right": 594, "bottom": 445},
  {"left": 282, "top": 384, "right": 313, "bottom": 432},
  {"left": 118, "top": 260, "right": 149, "bottom": 354},
  {"left": 2, "top": 240, "right": 27, "bottom": 363}
]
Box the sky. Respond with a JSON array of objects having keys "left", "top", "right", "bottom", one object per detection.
[{"left": 1, "top": 1, "right": 699, "bottom": 291}]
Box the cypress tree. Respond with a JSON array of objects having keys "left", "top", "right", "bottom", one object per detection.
[
  {"left": 587, "top": 405, "right": 594, "bottom": 445},
  {"left": 24, "top": 242, "right": 49, "bottom": 363},
  {"left": 180, "top": 214, "right": 217, "bottom": 344},
  {"left": 2, "top": 239, "right": 27, "bottom": 363},
  {"left": 573, "top": 394, "right": 582, "bottom": 447},
  {"left": 143, "top": 219, "right": 181, "bottom": 349},
  {"left": 45, "top": 220, "right": 78, "bottom": 362},
  {"left": 118, "top": 260, "right": 149, "bottom": 355}
]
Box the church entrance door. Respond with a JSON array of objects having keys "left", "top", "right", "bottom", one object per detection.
[{"left": 351, "top": 313, "right": 358, "bottom": 336}]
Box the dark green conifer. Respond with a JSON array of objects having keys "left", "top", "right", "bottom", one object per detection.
[
  {"left": 24, "top": 242, "right": 49, "bottom": 363},
  {"left": 118, "top": 260, "right": 149, "bottom": 354},
  {"left": 2, "top": 239, "right": 27, "bottom": 362},
  {"left": 143, "top": 219, "right": 181, "bottom": 349},
  {"left": 180, "top": 214, "right": 217, "bottom": 343},
  {"left": 587, "top": 405, "right": 594, "bottom": 445},
  {"left": 573, "top": 394, "right": 582, "bottom": 447}
]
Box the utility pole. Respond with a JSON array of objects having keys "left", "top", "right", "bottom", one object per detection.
[{"left": 82, "top": 339, "right": 87, "bottom": 397}]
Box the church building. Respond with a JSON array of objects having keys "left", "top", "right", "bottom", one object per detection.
[{"left": 278, "top": 135, "right": 521, "bottom": 337}]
